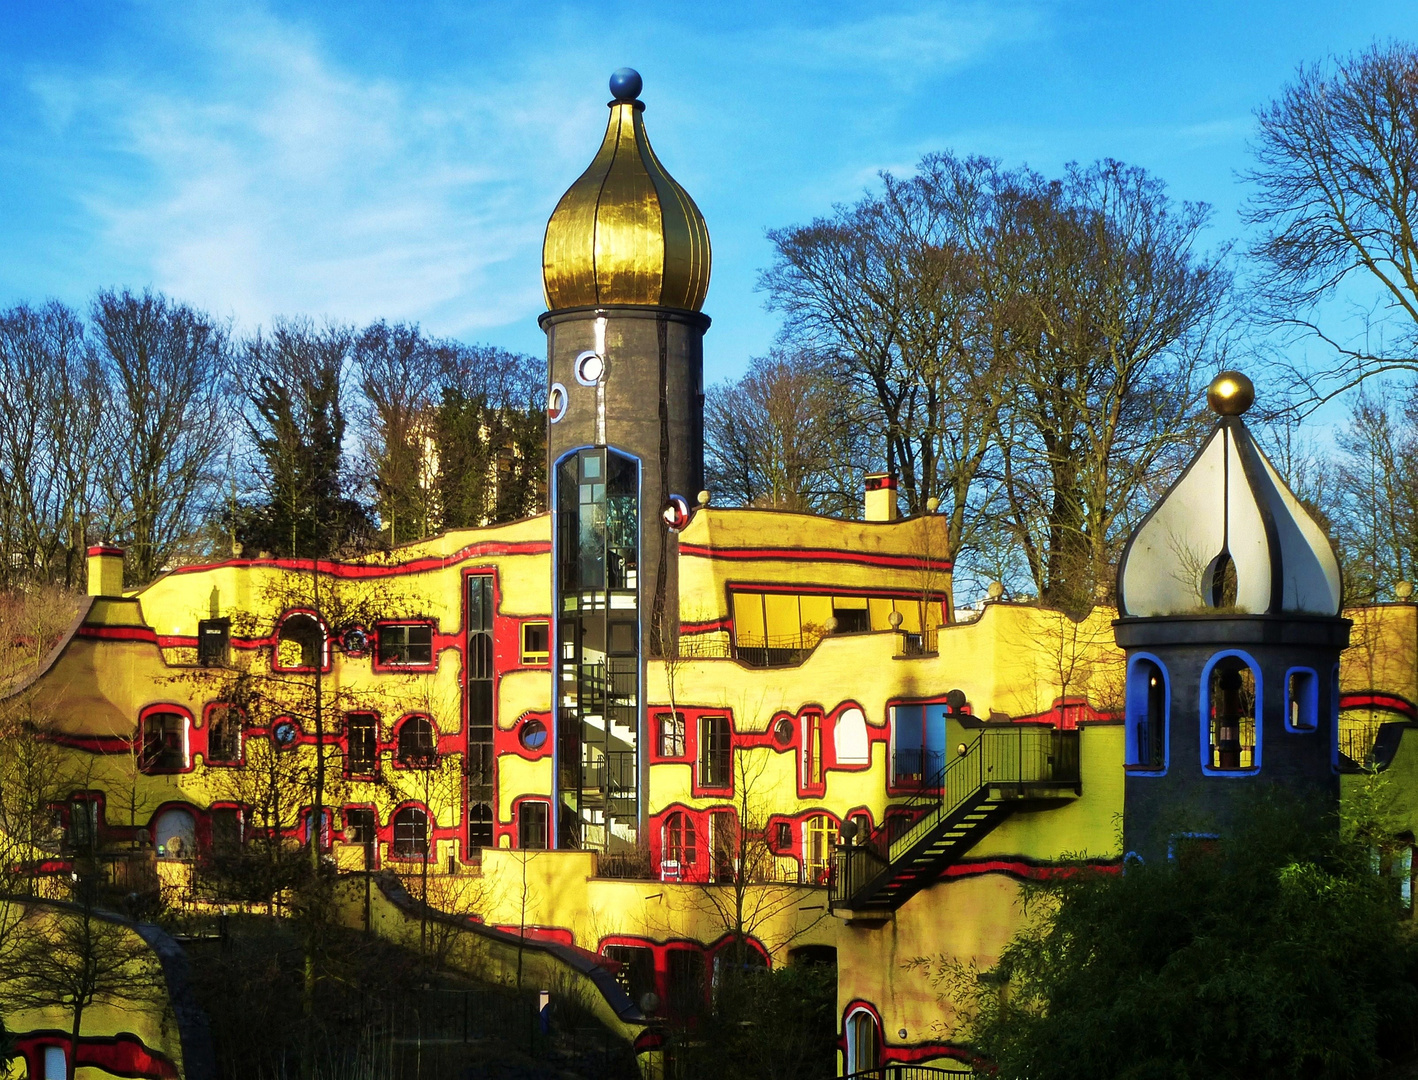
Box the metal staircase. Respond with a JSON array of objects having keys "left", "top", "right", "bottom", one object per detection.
[{"left": 830, "top": 727, "right": 1081, "bottom": 916}]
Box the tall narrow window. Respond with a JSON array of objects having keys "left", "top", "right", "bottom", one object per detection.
[
  {"left": 804, "top": 814, "right": 837, "bottom": 881},
  {"left": 710, "top": 810, "right": 736, "bottom": 883},
  {"left": 207, "top": 705, "right": 243, "bottom": 764},
  {"left": 467, "top": 576, "right": 495, "bottom": 794},
  {"left": 1207, "top": 656, "right": 1257, "bottom": 771},
  {"left": 392, "top": 807, "right": 429, "bottom": 858},
  {"left": 344, "top": 807, "right": 376, "bottom": 865},
  {"left": 699, "top": 715, "right": 731, "bottom": 787},
  {"left": 846, "top": 1011, "right": 881, "bottom": 1075},
  {"left": 801, "top": 712, "right": 823, "bottom": 788},
  {"left": 211, "top": 807, "right": 245, "bottom": 853},
  {"left": 667, "top": 949, "right": 706, "bottom": 1020},
  {"left": 346, "top": 714, "right": 377, "bottom": 773},
  {"left": 518, "top": 801, "right": 549, "bottom": 850},
  {"left": 68, "top": 798, "right": 97, "bottom": 852}
]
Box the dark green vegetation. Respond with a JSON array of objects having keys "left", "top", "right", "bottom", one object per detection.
[
  {"left": 664, "top": 961, "right": 837, "bottom": 1080},
  {"left": 181, "top": 914, "right": 637, "bottom": 1080},
  {"left": 931, "top": 797, "right": 1418, "bottom": 1080}
]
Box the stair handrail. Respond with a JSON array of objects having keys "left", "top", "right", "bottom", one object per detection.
[{"left": 832, "top": 727, "right": 1080, "bottom": 909}]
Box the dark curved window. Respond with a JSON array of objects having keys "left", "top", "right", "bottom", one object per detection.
[
  {"left": 662, "top": 811, "right": 697, "bottom": 869},
  {"left": 520, "top": 718, "right": 548, "bottom": 751},
  {"left": 468, "top": 801, "right": 494, "bottom": 849},
  {"left": 392, "top": 807, "right": 429, "bottom": 858},
  {"left": 276, "top": 613, "right": 324, "bottom": 670},
  {"left": 397, "top": 716, "right": 437, "bottom": 767},
  {"left": 1126, "top": 658, "right": 1168, "bottom": 769},
  {"left": 1207, "top": 656, "right": 1257, "bottom": 770}
]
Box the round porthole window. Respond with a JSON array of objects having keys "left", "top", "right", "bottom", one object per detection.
[
  {"left": 574, "top": 350, "right": 606, "bottom": 386},
  {"left": 661, "top": 494, "right": 691, "bottom": 531},
  {"left": 773, "top": 717, "right": 794, "bottom": 746},
  {"left": 520, "top": 718, "right": 548, "bottom": 752},
  {"left": 273, "top": 719, "right": 299, "bottom": 747},
  {"left": 547, "top": 383, "right": 568, "bottom": 424}
]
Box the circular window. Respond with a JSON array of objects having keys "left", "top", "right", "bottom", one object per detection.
[
  {"left": 772, "top": 717, "right": 794, "bottom": 746},
  {"left": 520, "top": 718, "right": 548, "bottom": 752},
  {"left": 661, "top": 494, "right": 691, "bottom": 531},
  {"left": 547, "top": 383, "right": 568, "bottom": 424},
  {"left": 341, "top": 626, "right": 370, "bottom": 655},
  {"left": 574, "top": 350, "right": 605, "bottom": 386},
  {"left": 273, "top": 720, "right": 299, "bottom": 747}
]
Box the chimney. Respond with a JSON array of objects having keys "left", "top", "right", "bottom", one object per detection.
[
  {"left": 87, "top": 545, "right": 125, "bottom": 597},
  {"left": 864, "top": 474, "right": 899, "bottom": 522}
]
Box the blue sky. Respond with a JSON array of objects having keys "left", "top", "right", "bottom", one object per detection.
[{"left": 2, "top": 1, "right": 1416, "bottom": 388}]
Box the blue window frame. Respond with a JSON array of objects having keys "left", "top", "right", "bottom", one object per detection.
[
  {"left": 1125, "top": 654, "right": 1169, "bottom": 772},
  {"left": 1200, "top": 650, "right": 1262, "bottom": 775},
  {"left": 1284, "top": 667, "right": 1319, "bottom": 732}
]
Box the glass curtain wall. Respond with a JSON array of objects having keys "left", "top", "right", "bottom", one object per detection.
[{"left": 556, "top": 448, "right": 640, "bottom": 851}]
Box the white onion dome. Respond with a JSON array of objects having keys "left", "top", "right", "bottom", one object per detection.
[{"left": 1116, "top": 372, "right": 1342, "bottom": 618}]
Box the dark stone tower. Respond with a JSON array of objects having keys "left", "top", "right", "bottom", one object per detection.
[
  {"left": 539, "top": 68, "right": 711, "bottom": 851},
  {"left": 1113, "top": 372, "right": 1349, "bottom": 862}
]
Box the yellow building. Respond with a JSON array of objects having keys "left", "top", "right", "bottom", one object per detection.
[{"left": 5, "top": 68, "right": 1418, "bottom": 1079}]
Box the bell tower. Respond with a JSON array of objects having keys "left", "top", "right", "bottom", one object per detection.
[
  {"left": 1113, "top": 372, "right": 1349, "bottom": 861},
  {"left": 540, "top": 68, "right": 712, "bottom": 851}
]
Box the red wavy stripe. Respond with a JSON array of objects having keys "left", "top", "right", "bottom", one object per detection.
[
  {"left": 1341, "top": 691, "right": 1416, "bottom": 717},
  {"left": 41, "top": 732, "right": 132, "bottom": 754},
  {"left": 162, "top": 540, "right": 551, "bottom": 579},
  {"left": 14, "top": 1032, "right": 178, "bottom": 1079},
  {"left": 941, "top": 858, "right": 1122, "bottom": 882},
  {"left": 76, "top": 625, "right": 159, "bottom": 643},
  {"left": 679, "top": 544, "right": 953, "bottom": 572}
]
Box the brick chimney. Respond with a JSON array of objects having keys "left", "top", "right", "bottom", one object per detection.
[
  {"left": 87, "top": 545, "right": 125, "bottom": 597},
  {"left": 864, "top": 474, "right": 899, "bottom": 522}
]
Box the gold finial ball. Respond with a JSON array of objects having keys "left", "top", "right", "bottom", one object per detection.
[
  {"left": 1397, "top": 580, "right": 1414, "bottom": 601},
  {"left": 1207, "top": 370, "right": 1255, "bottom": 416}
]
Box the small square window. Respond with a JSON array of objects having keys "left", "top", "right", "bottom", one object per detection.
[
  {"left": 344, "top": 807, "right": 376, "bottom": 846},
  {"left": 377, "top": 624, "right": 434, "bottom": 666},
  {"left": 521, "top": 621, "right": 550, "bottom": 665},
  {"left": 773, "top": 820, "right": 793, "bottom": 852},
  {"left": 609, "top": 621, "right": 637, "bottom": 656}
]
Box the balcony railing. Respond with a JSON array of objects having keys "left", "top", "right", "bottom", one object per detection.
[{"left": 841, "top": 1065, "right": 975, "bottom": 1080}]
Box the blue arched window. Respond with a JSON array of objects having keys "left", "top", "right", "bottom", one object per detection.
[
  {"left": 1200, "top": 651, "right": 1263, "bottom": 775},
  {"left": 1125, "top": 655, "right": 1169, "bottom": 772}
]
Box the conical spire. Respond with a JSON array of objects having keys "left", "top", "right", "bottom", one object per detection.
[
  {"left": 541, "top": 68, "right": 712, "bottom": 312},
  {"left": 1117, "top": 372, "right": 1342, "bottom": 618}
]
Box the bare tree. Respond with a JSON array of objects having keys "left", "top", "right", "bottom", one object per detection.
[
  {"left": 762, "top": 153, "right": 1018, "bottom": 550},
  {"left": 0, "top": 885, "right": 167, "bottom": 1080},
  {"left": 704, "top": 351, "right": 867, "bottom": 515},
  {"left": 995, "top": 160, "right": 1229, "bottom": 613},
  {"left": 0, "top": 303, "right": 109, "bottom": 588},
  {"left": 91, "top": 289, "right": 229, "bottom": 583},
  {"left": 1245, "top": 42, "right": 1418, "bottom": 403}
]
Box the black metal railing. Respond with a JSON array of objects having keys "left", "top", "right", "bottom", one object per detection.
[
  {"left": 891, "top": 749, "right": 946, "bottom": 788},
  {"left": 841, "top": 1065, "right": 975, "bottom": 1080},
  {"left": 832, "top": 727, "right": 1080, "bottom": 909}
]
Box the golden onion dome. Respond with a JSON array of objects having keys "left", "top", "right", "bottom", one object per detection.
[{"left": 542, "top": 68, "right": 711, "bottom": 312}]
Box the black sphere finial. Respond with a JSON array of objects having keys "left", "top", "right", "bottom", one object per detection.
[{"left": 609, "top": 67, "right": 643, "bottom": 102}]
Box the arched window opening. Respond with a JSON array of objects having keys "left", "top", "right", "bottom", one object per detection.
[
  {"left": 834, "top": 708, "right": 870, "bottom": 766},
  {"left": 154, "top": 806, "right": 196, "bottom": 860},
  {"left": 207, "top": 705, "right": 243, "bottom": 763},
  {"left": 1286, "top": 668, "right": 1319, "bottom": 731},
  {"left": 276, "top": 613, "right": 325, "bottom": 670},
  {"left": 1204, "top": 550, "right": 1238, "bottom": 608},
  {"left": 846, "top": 1009, "right": 881, "bottom": 1075},
  {"left": 1208, "top": 656, "right": 1257, "bottom": 770},
  {"left": 468, "top": 801, "right": 494, "bottom": 850},
  {"left": 804, "top": 814, "right": 838, "bottom": 883},
  {"left": 662, "top": 811, "right": 697, "bottom": 873},
  {"left": 392, "top": 807, "right": 429, "bottom": 858},
  {"left": 141, "top": 711, "right": 188, "bottom": 771},
  {"left": 397, "top": 716, "right": 437, "bottom": 767},
  {"left": 1125, "top": 659, "right": 1167, "bottom": 769}
]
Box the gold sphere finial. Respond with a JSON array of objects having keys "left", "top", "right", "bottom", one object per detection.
[{"left": 1207, "top": 370, "right": 1255, "bottom": 416}]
